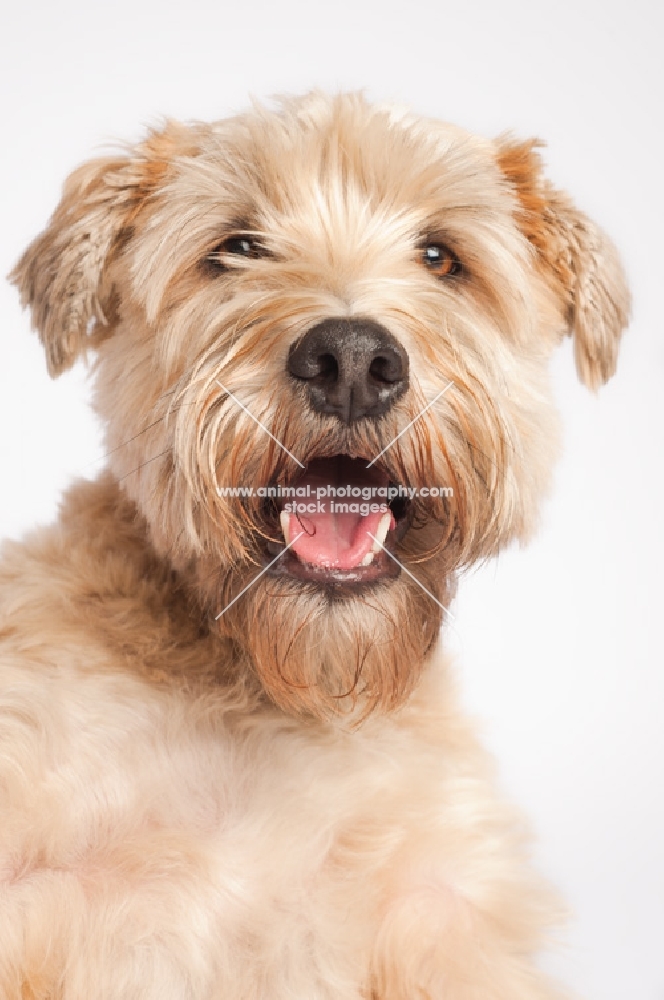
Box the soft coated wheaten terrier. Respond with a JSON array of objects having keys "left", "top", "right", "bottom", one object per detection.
[{"left": 3, "top": 92, "right": 629, "bottom": 999}]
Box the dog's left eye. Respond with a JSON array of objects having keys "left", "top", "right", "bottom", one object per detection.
[
  {"left": 207, "top": 235, "right": 267, "bottom": 269},
  {"left": 223, "top": 236, "right": 261, "bottom": 257},
  {"left": 422, "top": 243, "right": 462, "bottom": 278}
]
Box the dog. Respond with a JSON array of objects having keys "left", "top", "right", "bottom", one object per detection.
[{"left": 2, "top": 92, "right": 629, "bottom": 999}]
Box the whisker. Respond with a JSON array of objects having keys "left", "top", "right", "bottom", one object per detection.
[
  {"left": 117, "top": 449, "right": 172, "bottom": 482},
  {"left": 82, "top": 381, "right": 193, "bottom": 474},
  {"left": 95, "top": 408, "right": 182, "bottom": 467}
]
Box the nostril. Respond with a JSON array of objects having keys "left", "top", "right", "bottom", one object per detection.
[
  {"left": 368, "top": 354, "right": 403, "bottom": 384},
  {"left": 288, "top": 335, "right": 341, "bottom": 383},
  {"left": 316, "top": 353, "right": 338, "bottom": 383}
]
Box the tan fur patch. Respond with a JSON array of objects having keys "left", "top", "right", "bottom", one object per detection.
[{"left": 496, "top": 137, "right": 575, "bottom": 294}]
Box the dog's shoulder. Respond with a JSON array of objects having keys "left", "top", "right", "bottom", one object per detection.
[{"left": 0, "top": 474, "right": 222, "bottom": 688}]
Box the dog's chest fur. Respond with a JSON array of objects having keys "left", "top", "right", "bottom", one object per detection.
[{"left": 0, "top": 475, "right": 501, "bottom": 997}]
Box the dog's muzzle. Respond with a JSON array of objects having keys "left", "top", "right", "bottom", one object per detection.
[{"left": 287, "top": 317, "right": 409, "bottom": 423}]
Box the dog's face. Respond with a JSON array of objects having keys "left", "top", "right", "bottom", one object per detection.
[{"left": 11, "top": 93, "right": 629, "bottom": 719}]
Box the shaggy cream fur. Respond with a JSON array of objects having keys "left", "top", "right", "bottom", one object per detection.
[{"left": 2, "top": 92, "right": 629, "bottom": 998}]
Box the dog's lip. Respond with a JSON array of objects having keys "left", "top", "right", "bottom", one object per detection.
[{"left": 265, "top": 543, "right": 401, "bottom": 587}]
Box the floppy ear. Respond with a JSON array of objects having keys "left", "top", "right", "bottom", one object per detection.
[
  {"left": 9, "top": 156, "right": 144, "bottom": 377},
  {"left": 9, "top": 121, "right": 195, "bottom": 377},
  {"left": 496, "top": 138, "right": 630, "bottom": 389}
]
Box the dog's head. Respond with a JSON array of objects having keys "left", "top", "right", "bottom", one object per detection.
[{"left": 11, "top": 93, "right": 629, "bottom": 719}]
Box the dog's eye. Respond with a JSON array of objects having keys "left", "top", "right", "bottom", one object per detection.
[
  {"left": 207, "top": 235, "right": 267, "bottom": 270},
  {"left": 422, "top": 244, "right": 462, "bottom": 278},
  {"left": 224, "top": 236, "right": 261, "bottom": 257}
]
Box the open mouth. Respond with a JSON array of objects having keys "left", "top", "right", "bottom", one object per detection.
[{"left": 264, "top": 455, "right": 412, "bottom": 585}]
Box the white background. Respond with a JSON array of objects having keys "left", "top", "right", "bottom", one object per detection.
[{"left": 1, "top": 1, "right": 662, "bottom": 997}]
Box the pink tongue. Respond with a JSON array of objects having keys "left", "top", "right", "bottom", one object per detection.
[
  {"left": 282, "top": 457, "right": 396, "bottom": 570},
  {"left": 286, "top": 506, "right": 394, "bottom": 570}
]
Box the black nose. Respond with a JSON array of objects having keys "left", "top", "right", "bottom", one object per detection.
[{"left": 287, "top": 318, "right": 409, "bottom": 424}]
